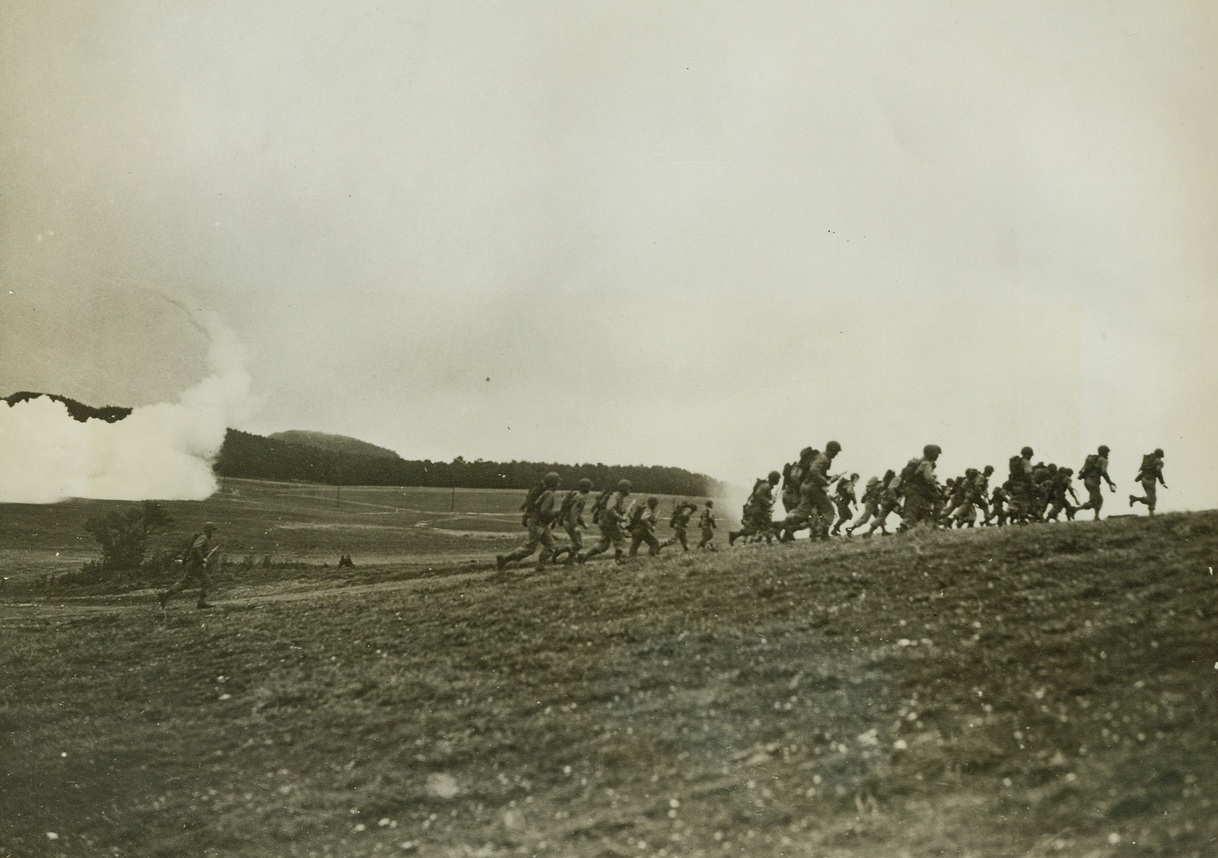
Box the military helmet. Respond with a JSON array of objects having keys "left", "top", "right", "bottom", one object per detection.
[
  {"left": 706, "top": 499, "right": 714, "bottom": 507},
  {"left": 543, "top": 471, "right": 560, "bottom": 486},
  {"left": 1154, "top": 448, "right": 1164, "bottom": 457},
  {"left": 577, "top": 478, "right": 592, "bottom": 490},
  {"left": 922, "top": 444, "right": 941, "bottom": 458},
  {"left": 1021, "top": 446, "right": 1034, "bottom": 457},
  {"left": 1098, "top": 445, "right": 1110, "bottom": 455},
  {"left": 617, "top": 479, "right": 632, "bottom": 492},
  {"left": 826, "top": 440, "right": 842, "bottom": 453},
  {"left": 983, "top": 465, "right": 994, "bottom": 474},
  {"left": 850, "top": 472, "right": 859, "bottom": 480},
  {"left": 203, "top": 521, "right": 217, "bottom": 532},
  {"left": 768, "top": 470, "right": 781, "bottom": 483},
  {"left": 647, "top": 496, "right": 659, "bottom": 507}
]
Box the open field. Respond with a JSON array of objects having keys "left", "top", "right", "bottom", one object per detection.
[
  {"left": 0, "top": 478, "right": 721, "bottom": 582},
  {"left": 2, "top": 490, "right": 1217, "bottom": 857}
]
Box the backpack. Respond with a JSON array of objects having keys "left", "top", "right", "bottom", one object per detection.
[
  {"left": 1139, "top": 452, "right": 1156, "bottom": 476},
  {"left": 1008, "top": 454, "right": 1024, "bottom": 480},
  {"left": 899, "top": 458, "right": 921, "bottom": 486},
  {"left": 744, "top": 478, "right": 767, "bottom": 512},
  {"left": 1080, "top": 453, "right": 1099, "bottom": 478},
  {"left": 669, "top": 504, "right": 686, "bottom": 528},
  {"left": 590, "top": 489, "right": 614, "bottom": 525},
  {"left": 557, "top": 490, "right": 580, "bottom": 523},
  {"left": 521, "top": 481, "right": 546, "bottom": 514},
  {"left": 520, "top": 481, "right": 548, "bottom": 524}
]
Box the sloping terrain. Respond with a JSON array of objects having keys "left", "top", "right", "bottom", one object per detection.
[
  {"left": 269, "top": 430, "right": 403, "bottom": 460},
  {"left": 1, "top": 512, "right": 1216, "bottom": 857}
]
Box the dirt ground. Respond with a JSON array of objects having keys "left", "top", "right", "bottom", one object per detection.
[{"left": 2, "top": 507, "right": 1217, "bottom": 857}]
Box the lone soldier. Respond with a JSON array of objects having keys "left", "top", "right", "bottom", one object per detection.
[
  {"left": 159, "top": 522, "right": 219, "bottom": 610},
  {"left": 1130, "top": 449, "right": 1168, "bottom": 515},
  {"left": 579, "top": 480, "right": 634, "bottom": 564},
  {"left": 551, "top": 478, "right": 593, "bottom": 565},
  {"left": 628, "top": 497, "right": 663, "bottom": 557},
  {"left": 660, "top": 500, "right": 699, "bottom": 552},
  {"left": 497, "top": 471, "right": 560, "bottom": 571},
  {"left": 697, "top": 500, "right": 718, "bottom": 550}
]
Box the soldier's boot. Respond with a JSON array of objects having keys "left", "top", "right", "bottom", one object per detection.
[
  {"left": 1129, "top": 494, "right": 1137, "bottom": 507},
  {"left": 613, "top": 550, "right": 624, "bottom": 563}
]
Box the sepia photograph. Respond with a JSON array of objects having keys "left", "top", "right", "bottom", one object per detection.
[{"left": 2, "top": 2, "right": 1217, "bottom": 855}]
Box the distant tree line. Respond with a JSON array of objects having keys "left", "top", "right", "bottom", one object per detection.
[
  {"left": 215, "top": 429, "right": 724, "bottom": 498},
  {"left": 2, "top": 391, "right": 132, "bottom": 423}
]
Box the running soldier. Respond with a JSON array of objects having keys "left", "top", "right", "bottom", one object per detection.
[
  {"left": 830, "top": 473, "right": 860, "bottom": 536},
  {"left": 1130, "top": 449, "right": 1168, "bottom": 515},
  {"left": 858, "top": 469, "right": 902, "bottom": 536},
  {"left": 628, "top": 497, "right": 662, "bottom": 557},
  {"left": 899, "top": 445, "right": 942, "bottom": 529},
  {"left": 1075, "top": 445, "right": 1117, "bottom": 520},
  {"left": 946, "top": 468, "right": 981, "bottom": 528},
  {"left": 781, "top": 448, "right": 816, "bottom": 513},
  {"left": 550, "top": 478, "right": 593, "bottom": 565},
  {"left": 1007, "top": 447, "right": 1035, "bottom": 524},
  {"left": 1045, "top": 467, "right": 1080, "bottom": 522},
  {"left": 983, "top": 482, "right": 1011, "bottom": 527},
  {"left": 779, "top": 441, "right": 842, "bottom": 541},
  {"left": 697, "top": 500, "right": 718, "bottom": 550},
  {"left": 497, "top": 472, "right": 561, "bottom": 571},
  {"left": 660, "top": 500, "right": 699, "bottom": 552},
  {"left": 579, "top": 480, "right": 635, "bottom": 563},
  {"left": 159, "top": 522, "right": 219, "bottom": 610},
  {"left": 730, "top": 471, "right": 782, "bottom": 545},
  {"left": 846, "top": 475, "right": 884, "bottom": 536}
]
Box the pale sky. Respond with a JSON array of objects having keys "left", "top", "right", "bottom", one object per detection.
[{"left": 2, "top": 1, "right": 1216, "bottom": 509}]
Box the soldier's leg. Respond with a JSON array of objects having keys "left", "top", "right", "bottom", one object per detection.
[
  {"left": 195, "top": 567, "right": 213, "bottom": 607},
  {"left": 535, "top": 528, "right": 557, "bottom": 569},
  {"left": 577, "top": 530, "right": 612, "bottom": 563},
  {"left": 501, "top": 533, "right": 541, "bottom": 566}
]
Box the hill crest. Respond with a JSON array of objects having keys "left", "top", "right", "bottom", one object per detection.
[{"left": 268, "top": 429, "right": 401, "bottom": 460}]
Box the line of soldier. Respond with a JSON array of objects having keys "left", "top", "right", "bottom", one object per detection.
[
  {"left": 728, "top": 442, "right": 1168, "bottom": 545},
  {"left": 495, "top": 473, "right": 719, "bottom": 571}
]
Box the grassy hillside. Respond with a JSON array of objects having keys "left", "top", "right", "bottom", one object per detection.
[
  {"left": 2, "top": 511, "right": 1216, "bottom": 857},
  {"left": 269, "top": 430, "right": 403, "bottom": 460}
]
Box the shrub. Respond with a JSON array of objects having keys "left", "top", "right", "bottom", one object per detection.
[{"left": 82, "top": 501, "right": 174, "bottom": 573}]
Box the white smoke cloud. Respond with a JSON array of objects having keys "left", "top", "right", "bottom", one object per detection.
[{"left": 0, "top": 312, "right": 250, "bottom": 503}]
